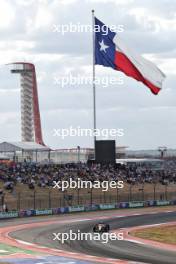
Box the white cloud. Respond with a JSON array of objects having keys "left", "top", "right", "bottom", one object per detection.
[
  {"left": 53, "top": 0, "right": 77, "bottom": 5},
  {"left": 0, "top": 88, "right": 20, "bottom": 93},
  {"left": 87, "top": 0, "right": 134, "bottom": 5},
  {"left": 129, "top": 7, "right": 176, "bottom": 32},
  {"left": 0, "top": 0, "right": 15, "bottom": 29},
  {"left": 15, "top": 0, "right": 35, "bottom": 6},
  {"left": 34, "top": 6, "right": 53, "bottom": 29},
  {"left": 160, "top": 59, "right": 176, "bottom": 75}
]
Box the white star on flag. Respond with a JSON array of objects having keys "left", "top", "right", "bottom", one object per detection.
[{"left": 99, "top": 39, "right": 109, "bottom": 53}]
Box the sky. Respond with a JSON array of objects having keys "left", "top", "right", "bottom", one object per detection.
[{"left": 0, "top": 0, "right": 175, "bottom": 150}]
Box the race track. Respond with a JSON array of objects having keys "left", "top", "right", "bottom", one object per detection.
[{"left": 8, "top": 210, "right": 176, "bottom": 264}]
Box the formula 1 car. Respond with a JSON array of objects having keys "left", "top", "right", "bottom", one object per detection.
[{"left": 93, "top": 222, "right": 110, "bottom": 233}]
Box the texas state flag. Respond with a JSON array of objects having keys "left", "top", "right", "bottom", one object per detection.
[{"left": 95, "top": 17, "right": 165, "bottom": 94}]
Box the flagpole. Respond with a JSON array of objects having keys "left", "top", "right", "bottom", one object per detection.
[{"left": 92, "top": 9, "right": 96, "bottom": 158}]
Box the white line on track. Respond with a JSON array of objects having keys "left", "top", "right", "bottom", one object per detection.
[
  {"left": 125, "top": 239, "right": 145, "bottom": 245},
  {"left": 16, "top": 239, "right": 35, "bottom": 246}
]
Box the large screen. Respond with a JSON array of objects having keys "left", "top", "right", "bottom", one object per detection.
[{"left": 95, "top": 140, "right": 116, "bottom": 164}]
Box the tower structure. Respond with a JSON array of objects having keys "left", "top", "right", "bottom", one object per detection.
[{"left": 10, "top": 62, "right": 44, "bottom": 145}]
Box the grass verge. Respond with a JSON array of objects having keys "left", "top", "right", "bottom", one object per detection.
[{"left": 131, "top": 225, "right": 176, "bottom": 245}]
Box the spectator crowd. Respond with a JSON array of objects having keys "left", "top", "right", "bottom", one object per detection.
[{"left": 0, "top": 160, "right": 176, "bottom": 193}]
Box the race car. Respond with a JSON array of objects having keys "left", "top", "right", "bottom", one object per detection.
[{"left": 93, "top": 222, "right": 110, "bottom": 233}]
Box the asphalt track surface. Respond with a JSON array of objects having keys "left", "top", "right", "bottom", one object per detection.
[{"left": 8, "top": 210, "right": 176, "bottom": 264}]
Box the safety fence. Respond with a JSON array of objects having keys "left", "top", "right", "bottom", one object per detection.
[
  {"left": 2, "top": 183, "right": 176, "bottom": 211},
  {"left": 0, "top": 199, "right": 175, "bottom": 220}
]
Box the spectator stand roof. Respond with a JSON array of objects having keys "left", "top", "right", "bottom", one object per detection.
[
  {"left": 0, "top": 142, "right": 50, "bottom": 152},
  {"left": 116, "top": 158, "right": 163, "bottom": 164},
  {"left": 0, "top": 154, "right": 9, "bottom": 160}
]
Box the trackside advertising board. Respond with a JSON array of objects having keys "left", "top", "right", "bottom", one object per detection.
[
  {"left": 68, "top": 205, "right": 85, "bottom": 212},
  {"left": 0, "top": 200, "right": 175, "bottom": 220},
  {"left": 99, "top": 204, "right": 116, "bottom": 210},
  {"left": 0, "top": 211, "right": 18, "bottom": 219},
  {"left": 84, "top": 204, "right": 99, "bottom": 211},
  {"left": 35, "top": 209, "right": 53, "bottom": 216},
  {"left": 129, "top": 202, "right": 144, "bottom": 208},
  {"left": 156, "top": 200, "right": 170, "bottom": 206}
]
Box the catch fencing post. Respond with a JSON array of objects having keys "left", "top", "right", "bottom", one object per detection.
[
  {"left": 116, "top": 187, "right": 119, "bottom": 202},
  {"left": 77, "top": 188, "right": 80, "bottom": 205},
  {"left": 48, "top": 190, "right": 51, "bottom": 208},
  {"left": 17, "top": 192, "right": 21, "bottom": 211},
  {"left": 33, "top": 190, "right": 36, "bottom": 210},
  {"left": 129, "top": 184, "right": 132, "bottom": 201},
  {"left": 153, "top": 183, "right": 156, "bottom": 200},
  {"left": 165, "top": 184, "right": 168, "bottom": 200}
]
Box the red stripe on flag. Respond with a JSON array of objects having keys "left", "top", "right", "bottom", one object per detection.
[{"left": 115, "top": 51, "right": 161, "bottom": 95}]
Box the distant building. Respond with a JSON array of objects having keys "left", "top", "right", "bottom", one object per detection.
[
  {"left": 10, "top": 62, "right": 44, "bottom": 145},
  {"left": 127, "top": 149, "right": 176, "bottom": 158}
]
